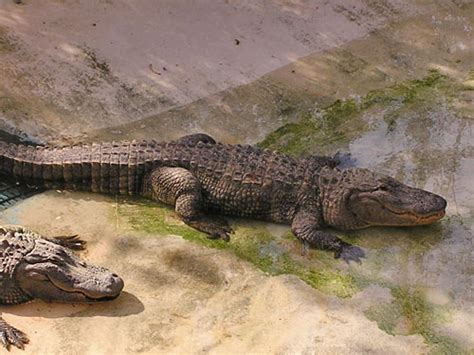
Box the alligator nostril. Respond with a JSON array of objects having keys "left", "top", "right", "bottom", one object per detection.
[
  {"left": 439, "top": 197, "right": 447, "bottom": 210},
  {"left": 112, "top": 273, "right": 119, "bottom": 278},
  {"left": 433, "top": 195, "right": 447, "bottom": 210}
]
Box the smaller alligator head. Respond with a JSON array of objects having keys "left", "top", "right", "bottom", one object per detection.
[
  {"left": 0, "top": 228, "right": 123, "bottom": 305},
  {"left": 319, "top": 168, "right": 447, "bottom": 229},
  {"left": 16, "top": 239, "right": 123, "bottom": 303}
]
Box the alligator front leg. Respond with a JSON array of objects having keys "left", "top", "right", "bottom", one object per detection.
[
  {"left": 0, "top": 316, "right": 29, "bottom": 350},
  {"left": 291, "top": 210, "right": 365, "bottom": 263},
  {"left": 150, "top": 167, "right": 233, "bottom": 241}
]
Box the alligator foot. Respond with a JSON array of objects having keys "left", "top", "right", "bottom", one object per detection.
[
  {"left": 50, "top": 235, "right": 87, "bottom": 251},
  {"left": 335, "top": 242, "right": 365, "bottom": 264},
  {"left": 291, "top": 210, "right": 365, "bottom": 264},
  {"left": 0, "top": 318, "right": 29, "bottom": 350},
  {"left": 186, "top": 216, "right": 233, "bottom": 241}
]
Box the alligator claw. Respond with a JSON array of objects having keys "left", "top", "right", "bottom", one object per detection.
[
  {"left": 206, "top": 224, "right": 233, "bottom": 242},
  {"left": 187, "top": 216, "right": 233, "bottom": 242},
  {"left": 0, "top": 322, "right": 29, "bottom": 350},
  {"left": 335, "top": 243, "right": 365, "bottom": 264},
  {"left": 51, "top": 234, "right": 87, "bottom": 251},
  {"left": 207, "top": 232, "right": 230, "bottom": 242}
]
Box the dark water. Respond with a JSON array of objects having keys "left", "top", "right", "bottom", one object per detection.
[{"left": 0, "top": 129, "right": 40, "bottom": 209}]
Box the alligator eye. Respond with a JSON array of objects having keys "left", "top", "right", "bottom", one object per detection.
[{"left": 379, "top": 186, "right": 390, "bottom": 192}]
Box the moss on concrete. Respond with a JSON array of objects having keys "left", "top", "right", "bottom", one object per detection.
[
  {"left": 258, "top": 99, "right": 365, "bottom": 156},
  {"left": 365, "top": 287, "right": 465, "bottom": 354},
  {"left": 117, "top": 199, "right": 228, "bottom": 250},
  {"left": 258, "top": 70, "right": 446, "bottom": 156},
  {"left": 118, "top": 199, "right": 360, "bottom": 298}
]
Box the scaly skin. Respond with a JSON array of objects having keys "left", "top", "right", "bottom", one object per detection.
[
  {"left": 0, "top": 225, "right": 123, "bottom": 350},
  {"left": 0, "top": 134, "right": 447, "bottom": 263}
]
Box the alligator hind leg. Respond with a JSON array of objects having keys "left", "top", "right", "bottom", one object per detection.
[{"left": 150, "top": 167, "right": 232, "bottom": 241}]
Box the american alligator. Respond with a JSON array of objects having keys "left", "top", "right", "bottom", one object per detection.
[
  {"left": 0, "top": 134, "right": 446, "bottom": 263},
  {"left": 0, "top": 225, "right": 124, "bottom": 350}
]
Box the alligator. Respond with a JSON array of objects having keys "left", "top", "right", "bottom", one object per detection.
[
  {"left": 0, "top": 225, "right": 124, "bottom": 350},
  {"left": 0, "top": 133, "right": 446, "bottom": 263}
]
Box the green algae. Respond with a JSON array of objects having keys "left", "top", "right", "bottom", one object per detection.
[
  {"left": 258, "top": 99, "right": 364, "bottom": 156},
  {"left": 365, "top": 287, "right": 465, "bottom": 354},
  {"left": 258, "top": 70, "right": 446, "bottom": 156},
  {"left": 117, "top": 199, "right": 228, "bottom": 250},
  {"left": 363, "top": 69, "right": 444, "bottom": 106},
  {"left": 117, "top": 198, "right": 360, "bottom": 298}
]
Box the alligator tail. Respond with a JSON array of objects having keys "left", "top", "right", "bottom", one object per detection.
[
  {"left": 0, "top": 135, "right": 217, "bottom": 195},
  {"left": 0, "top": 140, "right": 167, "bottom": 195}
]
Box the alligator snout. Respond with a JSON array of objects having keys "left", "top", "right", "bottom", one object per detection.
[
  {"left": 75, "top": 268, "right": 124, "bottom": 301},
  {"left": 433, "top": 194, "right": 447, "bottom": 211},
  {"left": 412, "top": 191, "right": 447, "bottom": 215},
  {"left": 104, "top": 273, "right": 124, "bottom": 299}
]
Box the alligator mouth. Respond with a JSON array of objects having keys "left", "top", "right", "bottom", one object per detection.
[
  {"left": 56, "top": 288, "right": 122, "bottom": 303},
  {"left": 48, "top": 276, "right": 122, "bottom": 302},
  {"left": 83, "top": 294, "right": 121, "bottom": 302},
  {"left": 384, "top": 206, "right": 446, "bottom": 224}
]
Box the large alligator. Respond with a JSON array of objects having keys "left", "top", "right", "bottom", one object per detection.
[
  {"left": 0, "top": 225, "right": 124, "bottom": 350},
  {"left": 0, "top": 134, "right": 446, "bottom": 263}
]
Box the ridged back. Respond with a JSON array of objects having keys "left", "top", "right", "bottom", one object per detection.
[{"left": 0, "top": 140, "right": 318, "bottom": 201}]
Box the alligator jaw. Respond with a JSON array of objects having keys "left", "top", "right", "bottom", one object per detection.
[{"left": 382, "top": 206, "right": 446, "bottom": 225}]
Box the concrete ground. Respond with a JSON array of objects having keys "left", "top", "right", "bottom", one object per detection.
[{"left": 0, "top": 0, "right": 473, "bottom": 354}]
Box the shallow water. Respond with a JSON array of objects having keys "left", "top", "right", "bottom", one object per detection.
[
  {"left": 354, "top": 97, "right": 473, "bottom": 352},
  {"left": 259, "top": 71, "right": 474, "bottom": 352}
]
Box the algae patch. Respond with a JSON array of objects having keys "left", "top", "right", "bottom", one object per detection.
[
  {"left": 116, "top": 199, "right": 360, "bottom": 298},
  {"left": 365, "top": 287, "right": 466, "bottom": 354},
  {"left": 258, "top": 70, "right": 446, "bottom": 156}
]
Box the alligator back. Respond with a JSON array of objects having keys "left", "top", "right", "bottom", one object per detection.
[{"left": 0, "top": 140, "right": 307, "bottom": 199}]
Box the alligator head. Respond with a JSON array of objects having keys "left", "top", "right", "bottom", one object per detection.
[
  {"left": 319, "top": 167, "right": 447, "bottom": 229},
  {"left": 14, "top": 238, "right": 124, "bottom": 303}
]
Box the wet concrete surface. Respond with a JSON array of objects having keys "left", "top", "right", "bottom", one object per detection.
[{"left": 0, "top": 0, "right": 473, "bottom": 354}]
